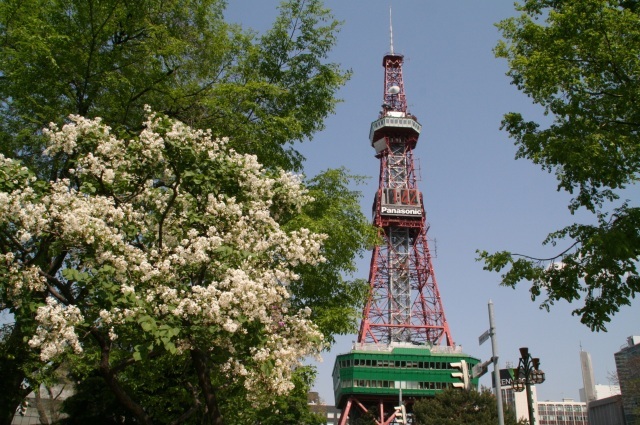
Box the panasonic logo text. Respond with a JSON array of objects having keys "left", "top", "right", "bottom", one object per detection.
[{"left": 381, "top": 206, "right": 422, "bottom": 216}]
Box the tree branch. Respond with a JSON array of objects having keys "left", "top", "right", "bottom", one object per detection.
[
  {"left": 512, "top": 240, "right": 580, "bottom": 262},
  {"left": 37, "top": 270, "right": 71, "bottom": 305},
  {"left": 168, "top": 382, "right": 201, "bottom": 425},
  {"left": 191, "top": 348, "right": 223, "bottom": 425}
]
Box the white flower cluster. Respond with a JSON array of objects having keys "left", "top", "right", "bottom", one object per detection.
[
  {"left": 28, "top": 298, "right": 84, "bottom": 361},
  {"left": 243, "top": 307, "right": 325, "bottom": 400},
  {"left": 0, "top": 110, "right": 327, "bottom": 399}
]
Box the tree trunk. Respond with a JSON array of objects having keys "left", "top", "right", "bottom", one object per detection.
[
  {"left": 191, "top": 348, "right": 224, "bottom": 425},
  {"left": 34, "top": 390, "right": 50, "bottom": 425},
  {"left": 0, "top": 322, "right": 32, "bottom": 425},
  {"left": 92, "top": 330, "right": 155, "bottom": 425}
]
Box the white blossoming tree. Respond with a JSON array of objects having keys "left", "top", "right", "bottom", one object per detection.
[{"left": 0, "top": 111, "right": 329, "bottom": 424}]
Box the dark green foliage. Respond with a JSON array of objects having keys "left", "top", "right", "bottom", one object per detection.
[
  {"left": 285, "top": 168, "right": 376, "bottom": 343},
  {"left": 60, "top": 375, "right": 136, "bottom": 425},
  {"left": 221, "top": 367, "right": 326, "bottom": 425},
  {"left": 352, "top": 411, "right": 377, "bottom": 425},
  {"left": 479, "top": 0, "right": 640, "bottom": 331},
  {"left": 0, "top": 0, "right": 349, "bottom": 172}
]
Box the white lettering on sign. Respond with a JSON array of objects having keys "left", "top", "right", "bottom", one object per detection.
[{"left": 381, "top": 205, "right": 422, "bottom": 216}]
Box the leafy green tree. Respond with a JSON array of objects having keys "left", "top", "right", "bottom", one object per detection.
[
  {"left": 29, "top": 365, "right": 74, "bottom": 425},
  {"left": 61, "top": 352, "right": 328, "bottom": 424},
  {"left": 285, "top": 168, "right": 373, "bottom": 344},
  {"left": 352, "top": 411, "right": 377, "bottom": 425},
  {"left": 0, "top": 0, "right": 347, "bottom": 172},
  {"left": 61, "top": 352, "right": 205, "bottom": 424},
  {"left": 0, "top": 111, "right": 336, "bottom": 424},
  {"left": 60, "top": 373, "right": 136, "bottom": 424},
  {"left": 0, "top": 1, "right": 374, "bottom": 423},
  {"left": 478, "top": 0, "right": 640, "bottom": 331},
  {"left": 413, "top": 387, "right": 527, "bottom": 425},
  {"left": 221, "top": 366, "right": 326, "bottom": 425}
]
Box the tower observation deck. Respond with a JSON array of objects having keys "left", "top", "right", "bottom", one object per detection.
[{"left": 331, "top": 40, "right": 480, "bottom": 425}]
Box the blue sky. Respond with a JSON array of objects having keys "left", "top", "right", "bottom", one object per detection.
[{"left": 230, "top": 0, "right": 640, "bottom": 404}]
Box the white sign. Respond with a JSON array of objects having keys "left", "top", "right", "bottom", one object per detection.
[
  {"left": 478, "top": 330, "right": 490, "bottom": 346},
  {"left": 381, "top": 205, "right": 422, "bottom": 217}
]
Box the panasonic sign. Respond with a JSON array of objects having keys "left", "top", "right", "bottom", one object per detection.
[{"left": 381, "top": 205, "right": 422, "bottom": 217}]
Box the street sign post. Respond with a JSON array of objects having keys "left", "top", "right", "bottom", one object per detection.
[{"left": 479, "top": 329, "right": 490, "bottom": 346}]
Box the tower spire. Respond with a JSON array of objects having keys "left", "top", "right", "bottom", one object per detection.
[{"left": 389, "top": 5, "right": 394, "bottom": 55}]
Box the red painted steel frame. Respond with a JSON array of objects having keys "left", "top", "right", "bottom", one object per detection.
[
  {"left": 338, "top": 398, "right": 405, "bottom": 425},
  {"left": 357, "top": 53, "right": 454, "bottom": 348}
]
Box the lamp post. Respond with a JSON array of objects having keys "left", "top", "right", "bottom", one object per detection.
[{"left": 512, "top": 347, "right": 545, "bottom": 425}]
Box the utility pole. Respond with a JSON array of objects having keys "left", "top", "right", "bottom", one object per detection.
[
  {"left": 479, "top": 300, "right": 504, "bottom": 425},
  {"left": 489, "top": 300, "right": 505, "bottom": 425}
]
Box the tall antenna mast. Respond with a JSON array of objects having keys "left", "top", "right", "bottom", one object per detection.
[{"left": 389, "top": 5, "right": 394, "bottom": 54}]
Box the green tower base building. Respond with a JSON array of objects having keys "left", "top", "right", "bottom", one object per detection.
[{"left": 333, "top": 342, "right": 480, "bottom": 423}]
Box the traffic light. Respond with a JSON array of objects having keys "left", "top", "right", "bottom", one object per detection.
[
  {"left": 450, "top": 359, "right": 470, "bottom": 390},
  {"left": 394, "top": 404, "right": 407, "bottom": 424}
]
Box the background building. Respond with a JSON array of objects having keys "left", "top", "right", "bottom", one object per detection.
[
  {"left": 309, "top": 392, "right": 344, "bottom": 425},
  {"left": 614, "top": 336, "right": 640, "bottom": 425},
  {"left": 496, "top": 368, "right": 587, "bottom": 425},
  {"left": 582, "top": 349, "right": 597, "bottom": 403},
  {"left": 580, "top": 347, "right": 621, "bottom": 404},
  {"left": 584, "top": 385, "right": 622, "bottom": 402},
  {"left": 588, "top": 395, "right": 626, "bottom": 425},
  {"left": 11, "top": 383, "right": 73, "bottom": 425},
  {"left": 537, "top": 400, "right": 588, "bottom": 425}
]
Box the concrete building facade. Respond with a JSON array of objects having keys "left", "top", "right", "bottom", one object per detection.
[
  {"left": 582, "top": 349, "right": 597, "bottom": 403},
  {"left": 537, "top": 399, "right": 589, "bottom": 425},
  {"left": 614, "top": 336, "right": 640, "bottom": 425},
  {"left": 497, "top": 368, "right": 587, "bottom": 425},
  {"left": 588, "top": 395, "right": 626, "bottom": 425}
]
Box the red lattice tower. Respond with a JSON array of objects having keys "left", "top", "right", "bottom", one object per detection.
[{"left": 357, "top": 52, "right": 454, "bottom": 348}]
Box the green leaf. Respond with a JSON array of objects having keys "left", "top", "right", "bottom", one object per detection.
[{"left": 484, "top": 0, "right": 640, "bottom": 331}]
